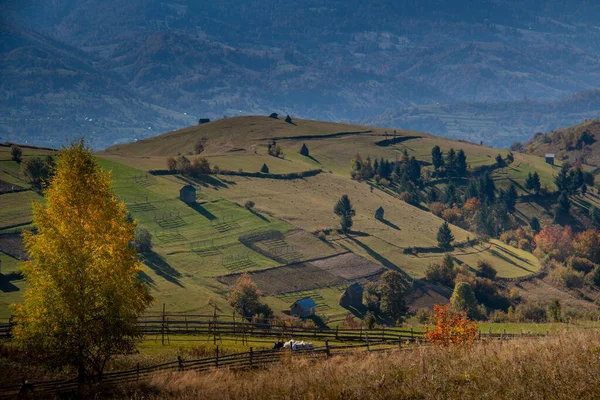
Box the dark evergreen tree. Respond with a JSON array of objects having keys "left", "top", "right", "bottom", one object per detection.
[
  {"left": 437, "top": 221, "right": 455, "bottom": 248},
  {"left": 444, "top": 183, "right": 459, "bottom": 205},
  {"left": 555, "top": 165, "right": 569, "bottom": 192},
  {"left": 407, "top": 156, "right": 421, "bottom": 184},
  {"left": 379, "top": 271, "right": 409, "bottom": 323},
  {"left": 582, "top": 184, "right": 588, "bottom": 195},
  {"left": 590, "top": 206, "right": 600, "bottom": 226},
  {"left": 465, "top": 180, "right": 479, "bottom": 201},
  {"left": 478, "top": 173, "right": 496, "bottom": 203},
  {"left": 456, "top": 149, "right": 468, "bottom": 177},
  {"left": 495, "top": 154, "right": 506, "bottom": 168},
  {"left": 525, "top": 172, "right": 535, "bottom": 192},
  {"left": 530, "top": 216, "right": 541, "bottom": 233},
  {"left": 531, "top": 172, "right": 541, "bottom": 194},
  {"left": 557, "top": 192, "right": 571, "bottom": 215},
  {"left": 427, "top": 189, "right": 439, "bottom": 203},
  {"left": 299, "top": 143, "right": 309, "bottom": 157},
  {"left": 504, "top": 184, "right": 518, "bottom": 213},
  {"left": 431, "top": 145, "right": 444, "bottom": 173},
  {"left": 507, "top": 152, "right": 514, "bottom": 163},
  {"left": 445, "top": 148, "right": 457, "bottom": 177},
  {"left": 260, "top": 163, "right": 269, "bottom": 173},
  {"left": 333, "top": 194, "right": 356, "bottom": 233}
]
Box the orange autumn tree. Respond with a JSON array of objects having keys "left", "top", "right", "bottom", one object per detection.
[
  {"left": 425, "top": 304, "right": 478, "bottom": 346},
  {"left": 12, "top": 141, "right": 153, "bottom": 379}
]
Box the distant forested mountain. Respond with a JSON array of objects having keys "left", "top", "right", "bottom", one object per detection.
[{"left": 2, "top": 0, "right": 600, "bottom": 148}]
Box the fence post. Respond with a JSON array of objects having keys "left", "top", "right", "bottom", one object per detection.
[
  {"left": 478, "top": 330, "right": 481, "bottom": 340},
  {"left": 250, "top": 347, "right": 253, "bottom": 366},
  {"left": 215, "top": 346, "right": 219, "bottom": 368},
  {"left": 398, "top": 336, "right": 401, "bottom": 349},
  {"left": 178, "top": 356, "right": 184, "bottom": 372},
  {"left": 136, "top": 362, "right": 140, "bottom": 382},
  {"left": 325, "top": 341, "right": 330, "bottom": 357},
  {"left": 366, "top": 332, "right": 370, "bottom": 351},
  {"left": 161, "top": 303, "right": 166, "bottom": 346}
]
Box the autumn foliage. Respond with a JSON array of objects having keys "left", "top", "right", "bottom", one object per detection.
[
  {"left": 13, "top": 141, "right": 153, "bottom": 377},
  {"left": 425, "top": 304, "right": 478, "bottom": 346},
  {"left": 534, "top": 225, "right": 574, "bottom": 261}
]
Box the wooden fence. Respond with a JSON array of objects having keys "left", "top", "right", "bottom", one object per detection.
[{"left": 0, "top": 342, "right": 384, "bottom": 399}]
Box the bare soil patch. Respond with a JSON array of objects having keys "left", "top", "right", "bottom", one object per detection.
[{"left": 311, "top": 252, "right": 384, "bottom": 280}]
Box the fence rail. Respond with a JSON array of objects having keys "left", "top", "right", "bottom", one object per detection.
[{"left": 0, "top": 314, "right": 548, "bottom": 399}]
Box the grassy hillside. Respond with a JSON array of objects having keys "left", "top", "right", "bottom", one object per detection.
[
  {"left": 7, "top": 116, "right": 586, "bottom": 324},
  {"left": 524, "top": 118, "right": 600, "bottom": 168}
]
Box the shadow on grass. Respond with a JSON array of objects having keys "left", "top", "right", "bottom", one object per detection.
[
  {"left": 187, "top": 202, "right": 217, "bottom": 221},
  {"left": 249, "top": 208, "right": 270, "bottom": 223},
  {"left": 378, "top": 218, "right": 400, "bottom": 230},
  {"left": 489, "top": 249, "right": 534, "bottom": 273},
  {"left": 141, "top": 251, "right": 184, "bottom": 287},
  {"left": 307, "top": 315, "right": 328, "bottom": 329},
  {"left": 176, "top": 174, "right": 230, "bottom": 190},
  {"left": 0, "top": 273, "right": 20, "bottom": 292},
  {"left": 346, "top": 235, "right": 405, "bottom": 276},
  {"left": 137, "top": 270, "right": 156, "bottom": 289}
]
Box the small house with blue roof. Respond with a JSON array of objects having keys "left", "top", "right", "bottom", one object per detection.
[{"left": 290, "top": 297, "right": 317, "bottom": 318}]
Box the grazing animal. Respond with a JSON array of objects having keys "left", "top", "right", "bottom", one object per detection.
[
  {"left": 273, "top": 341, "right": 284, "bottom": 350},
  {"left": 282, "top": 339, "right": 314, "bottom": 351}
]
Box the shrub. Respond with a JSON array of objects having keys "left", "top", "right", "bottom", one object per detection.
[
  {"left": 399, "top": 191, "right": 414, "bottom": 204},
  {"left": 547, "top": 299, "right": 562, "bottom": 322},
  {"left": 589, "top": 266, "right": 600, "bottom": 287},
  {"left": 415, "top": 308, "right": 433, "bottom": 324},
  {"left": 425, "top": 255, "right": 456, "bottom": 287},
  {"left": 133, "top": 226, "right": 153, "bottom": 253},
  {"left": 567, "top": 257, "right": 595, "bottom": 273},
  {"left": 194, "top": 136, "right": 208, "bottom": 154},
  {"left": 516, "top": 302, "right": 547, "bottom": 322},
  {"left": 476, "top": 260, "right": 497, "bottom": 280},
  {"left": 450, "top": 282, "right": 478, "bottom": 319},
  {"left": 379, "top": 178, "right": 391, "bottom": 187},
  {"left": 364, "top": 311, "right": 376, "bottom": 329},
  {"left": 244, "top": 200, "right": 255, "bottom": 210},
  {"left": 167, "top": 157, "right": 177, "bottom": 172},
  {"left": 10, "top": 145, "right": 22, "bottom": 163},
  {"left": 429, "top": 202, "right": 446, "bottom": 217},
  {"left": 489, "top": 309, "right": 509, "bottom": 323},
  {"left": 549, "top": 265, "right": 584, "bottom": 289}
]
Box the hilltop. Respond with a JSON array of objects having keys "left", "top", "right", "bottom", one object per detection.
[{"left": 523, "top": 118, "right": 600, "bottom": 167}]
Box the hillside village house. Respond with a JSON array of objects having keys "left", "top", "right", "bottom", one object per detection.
[
  {"left": 290, "top": 297, "right": 317, "bottom": 318},
  {"left": 545, "top": 153, "right": 555, "bottom": 165},
  {"left": 179, "top": 185, "right": 196, "bottom": 204},
  {"left": 339, "top": 282, "right": 364, "bottom": 309}
]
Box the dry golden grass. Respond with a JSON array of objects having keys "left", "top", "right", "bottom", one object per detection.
[{"left": 121, "top": 330, "right": 600, "bottom": 399}]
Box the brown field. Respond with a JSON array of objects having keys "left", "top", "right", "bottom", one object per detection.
[{"left": 117, "top": 330, "right": 600, "bottom": 399}]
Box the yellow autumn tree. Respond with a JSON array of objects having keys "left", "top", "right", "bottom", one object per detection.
[{"left": 12, "top": 141, "right": 153, "bottom": 379}]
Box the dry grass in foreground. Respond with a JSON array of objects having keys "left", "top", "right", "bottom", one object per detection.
[{"left": 119, "top": 330, "right": 600, "bottom": 399}]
